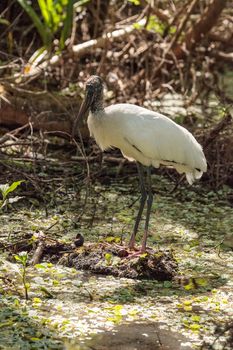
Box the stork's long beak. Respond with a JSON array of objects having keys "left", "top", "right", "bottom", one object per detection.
[{"left": 72, "top": 94, "right": 91, "bottom": 138}]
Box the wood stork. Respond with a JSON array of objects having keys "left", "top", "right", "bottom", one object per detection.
[{"left": 73, "top": 76, "right": 207, "bottom": 252}]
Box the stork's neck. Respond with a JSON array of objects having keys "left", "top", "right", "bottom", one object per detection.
[{"left": 90, "top": 91, "right": 104, "bottom": 113}]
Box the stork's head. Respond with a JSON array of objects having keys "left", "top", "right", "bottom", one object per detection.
[
  {"left": 85, "top": 75, "right": 104, "bottom": 102},
  {"left": 72, "top": 75, "right": 104, "bottom": 137}
]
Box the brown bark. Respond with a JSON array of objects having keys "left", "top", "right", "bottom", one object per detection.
[{"left": 173, "top": 0, "right": 227, "bottom": 58}]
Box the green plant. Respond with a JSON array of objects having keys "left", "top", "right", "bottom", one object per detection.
[
  {"left": 17, "top": 0, "right": 89, "bottom": 52},
  {"left": 146, "top": 16, "right": 166, "bottom": 36},
  {"left": 0, "top": 180, "right": 24, "bottom": 210},
  {"left": 14, "top": 251, "right": 30, "bottom": 300},
  {"left": 105, "top": 253, "right": 112, "bottom": 266},
  {"left": 128, "top": 0, "right": 140, "bottom": 5}
]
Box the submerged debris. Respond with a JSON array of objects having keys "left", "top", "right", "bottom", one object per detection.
[
  {"left": 2, "top": 230, "right": 177, "bottom": 280},
  {"left": 60, "top": 243, "right": 178, "bottom": 280}
]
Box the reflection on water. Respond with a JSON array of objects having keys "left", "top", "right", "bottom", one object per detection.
[{"left": 67, "top": 322, "right": 193, "bottom": 350}]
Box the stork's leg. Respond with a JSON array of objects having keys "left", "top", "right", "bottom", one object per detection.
[
  {"left": 128, "top": 163, "right": 147, "bottom": 249},
  {"left": 141, "top": 167, "right": 153, "bottom": 252}
]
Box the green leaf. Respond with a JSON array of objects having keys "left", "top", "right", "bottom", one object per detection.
[
  {"left": 35, "top": 262, "right": 53, "bottom": 269},
  {"left": 191, "top": 315, "right": 201, "bottom": 322},
  {"left": 14, "top": 251, "right": 28, "bottom": 266},
  {"left": 17, "top": 0, "right": 52, "bottom": 47},
  {"left": 38, "top": 0, "right": 50, "bottom": 26},
  {"left": 0, "top": 18, "right": 10, "bottom": 26},
  {"left": 128, "top": 0, "right": 140, "bottom": 5},
  {"left": 195, "top": 278, "right": 208, "bottom": 287},
  {"left": 0, "top": 184, "right": 10, "bottom": 199},
  {"left": 184, "top": 281, "right": 195, "bottom": 290},
  {"left": 0, "top": 180, "right": 24, "bottom": 209},
  {"left": 3, "top": 180, "right": 24, "bottom": 199},
  {"left": 105, "top": 253, "right": 112, "bottom": 265},
  {"left": 14, "top": 255, "right": 23, "bottom": 263},
  {"left": 169, "top": 25, "right": 176, "bottom": 34},
  {"left": 46, "top": 0, "right": 60, "bottom": 31},
  {"left": 189, "top": 323, "right": 201, "bottom": 331},
  {"left": 146, "top": 16, "right": 165, "bottom": 35},
  {"left": 163, "top": 281, "right": 172, "bottom": 288},
  {"left": 60, "top": 0, "right": 74, "bottom": 49},
  {"left": 33, "top": 297, "right": 42, "bottom": 303},
  {"left": 105, "top": 236, "right": 116, "bottom": 243},
  {"left": 133, "top": 22, "right": 143, "bottom": 30}
]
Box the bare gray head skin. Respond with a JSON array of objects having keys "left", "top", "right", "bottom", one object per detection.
[
  {"left": 85, "top": 75, "right": 104, "bottom": 113},
  {"left": 72, "top": 75, "right": 104, "bottom": 137}
]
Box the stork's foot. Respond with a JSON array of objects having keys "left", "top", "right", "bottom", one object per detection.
[
  {"left": 125, "top": 243, "right": 153, "bottom": 259},
  {"left": 128, "top": 230, "right": 149, "bottom": 255},
  {"left": 102, "top": 240, "right": 150, "bottom": 259},
  {"left": 125, "top": 250, "right": 146, "bottom": 259}
]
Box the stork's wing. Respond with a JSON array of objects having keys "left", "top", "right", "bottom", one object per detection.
[{"left": 105, "top": 104, "right": 207, "bottom": 182}]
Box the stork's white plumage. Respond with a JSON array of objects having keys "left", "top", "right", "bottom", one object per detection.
[
  {"left": 88, "top": 103, "right": 206, "bottom": 185},
  {"left": 73, "top": 76, "right": 207, "bottom": 252}
]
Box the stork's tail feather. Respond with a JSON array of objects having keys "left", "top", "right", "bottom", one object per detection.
[{"left": 186, "top": 169, "right": 204, "bottom": 185}]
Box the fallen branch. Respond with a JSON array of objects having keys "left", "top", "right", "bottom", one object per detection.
[
  {"left": 9, "top": 17, "right": 147, "bottom": 83},
  {"left": 30, "top": 240, "right": 46, "bottom": 265},
  {"left": 214, "top": 51, "right": 233, "bottom": 63},
  {"left": 0, "top": 123, "right": 30, "bottom": 145},
  {"left": 71, "top": 18, "right": 146, "bottom": 57}
]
